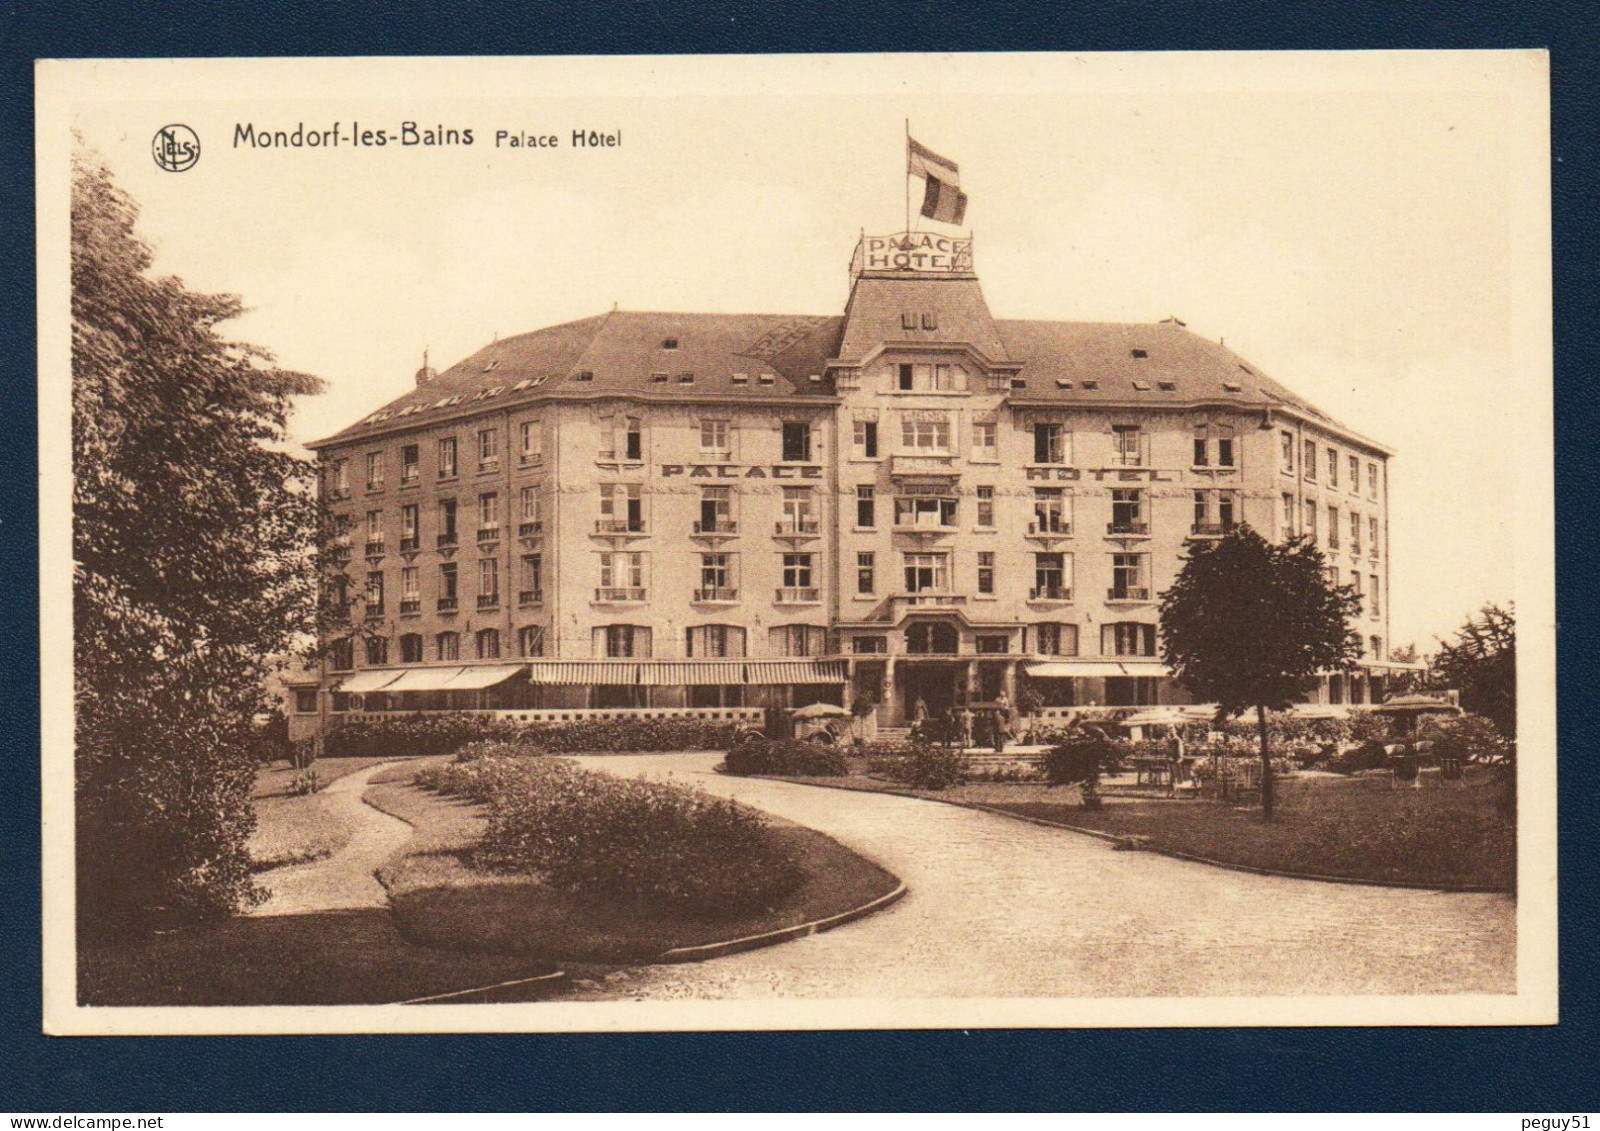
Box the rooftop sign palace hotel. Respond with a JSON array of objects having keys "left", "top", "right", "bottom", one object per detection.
[{"left": 292, "top": 143, "right": 1409, "bottom": 734}]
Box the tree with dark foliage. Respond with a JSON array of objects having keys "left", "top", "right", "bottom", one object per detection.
[
  {"left": 73, "top": 148, "right": 323, "bottom": 926},
  {"left": 1159, "top": 526, "right": 1361, "bottom": 819},
  {"left": 1429, "top": 602, "right": 1516, "bottom": 738}
]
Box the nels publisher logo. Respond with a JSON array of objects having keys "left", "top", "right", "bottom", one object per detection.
[{"left": 152, "top": 124, "right": 201, "bottom": 172}]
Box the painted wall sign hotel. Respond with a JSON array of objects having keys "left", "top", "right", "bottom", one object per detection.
[
  {"left": 853, "top": 231, "right": 974, "bottom": 274},
  {"left": 658, "top": 463, "right": 826, "bottom": 478}
]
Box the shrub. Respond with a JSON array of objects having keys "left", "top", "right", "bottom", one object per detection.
[
  {"left": 1326, "top": 740, "right": 1390, "bottom": 775},
  {"left": 1419, "top": 713, "right": 1513, "bottom": 765},
  {"left": 721, "top": 738, "right": 849, "bottom": 777},
  {"left": 965, "top": 763, "right": 1043, "bottom": 783},
  {"left": 909, "top": 717, "right": 965, "bottom": 746},
  {"left": 1043, "top": 734, "right": 1119, "bottom": 786},
  {"left": 889, "top": 739, "right": 960, "bottom": 793},
  {"left": 420, "top": 756, "right": 805, "bottom": 917},
  {"left": 326, "top": 713, "right": 739, "bottom": 759}
]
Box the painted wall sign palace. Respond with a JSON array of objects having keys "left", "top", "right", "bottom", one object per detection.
[{"left": 292, "top": 229, "right": 1408, "bottom": 734}]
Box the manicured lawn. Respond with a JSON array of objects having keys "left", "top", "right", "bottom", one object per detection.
[
  {"left": 248, "top": 792, "right": 356, "bottom": 871},
  {"left": 252, "top": 756, "right": 400, "bottom": 799},
  {"left": 77, "top": 909, "right": 562, "bottom": 1006},
  {"left": 759, "top": 765, "right": 1515, "bottom": 892},
  {"left": 365, "top": 761, "right": 902, "bottom": 964}
]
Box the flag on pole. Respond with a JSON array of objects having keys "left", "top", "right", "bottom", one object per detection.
[{"left": 907, "top": 136, "right": 967, "bottom": 226}]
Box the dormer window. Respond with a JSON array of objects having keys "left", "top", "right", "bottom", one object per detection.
[
  {"left": 901, "top": 312, "right": 917, "bottom": 331},
  {"left": 1158, "top": 380, "right": 1177, "bottom": 391},
  {"left": 649, "top": 371, "right": 669, "bottom": 383},
  {"left": 1010, "top": 378, "right": 1027, "bottom": 390},
  {"left": 1081, "top": 379, "right": 1100, "bottom": 390},
  {"left": 757, "top": 374, "right": 774, "bottom": 385},
  {"left": 1223, "top": 380, "right": 1243, "bottom": 393},
  {"left": 1055, "top": 379, "right": 1074, "bottom": 389},
  {"left": 1131, "top": 349, "right": 1149, "bottom": 359},
  {"left": 572, "top": 370, "right": 594, "bottom": 382},
  {"left": 1132, "top": 380, "right": 1152, "bottom": 391},
  {"left": 678, "top": 373, "right": 696, "bottom": 384},
  {"left": 662, "top": 338, "right": 678, "bottom": 350},
  {"left": 921, "top": 312, "right": 938, "bottom": 331},
  {"left": 731, "top": 372, "right": 749, "bottom": 384}
]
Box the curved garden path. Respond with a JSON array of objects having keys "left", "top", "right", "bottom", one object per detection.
[
  {"left": 248, "top": 762, "right": 413, "bottom": 918},
  {"left": 572, "top": 752, "right": 1516, "bottom": 999}
]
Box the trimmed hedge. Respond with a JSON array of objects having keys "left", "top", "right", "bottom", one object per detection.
[
  {"left": 721, "top": 738, "right": 848, "bottom": 777},
  {"left": 325, "top": 713, "right": 740, "bottom": 758},
  {"left": 417, "top": 756, "right": 805, "bottom": 918}
]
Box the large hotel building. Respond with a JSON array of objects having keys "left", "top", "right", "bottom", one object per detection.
[{"left": 291, "top": 231, "right": 1408, "bottom": 734}]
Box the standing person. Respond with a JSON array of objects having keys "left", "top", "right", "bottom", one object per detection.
[
  {"left": 958, "top": 704, "right": 975, "bottom": 749},
  {"left": 996, "top": 689, "right": 1014, "bottom": 740},
  {"left": 1166, "top": 729, "right": 1186, "bottom": 798},
  {"left": 913, "top": 696, "right": 928, "bottom": 725}
]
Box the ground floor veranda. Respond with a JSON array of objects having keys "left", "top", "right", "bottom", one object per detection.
[{"left": 296, "top": 656, "right": 1420, "bottom": 736}]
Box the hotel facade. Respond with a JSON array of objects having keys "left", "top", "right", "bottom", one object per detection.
[{"left": 291, "top": 232, "right": 1407, "bottom": 735}]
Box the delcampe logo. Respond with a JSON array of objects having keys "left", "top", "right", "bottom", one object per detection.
[{"left": 151, "top": 124, "right": 200, "bottom": 172}]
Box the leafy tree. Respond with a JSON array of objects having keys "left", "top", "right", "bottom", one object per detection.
[
  {"left": 1429, "top": 603, "right": 1515, "bottom": 738},
  {"left": 1159, "top": 525, "right": 1361, "bottom": 818},
  {"left": 72, "top": 147, "right": 323, "bottom": 925}
]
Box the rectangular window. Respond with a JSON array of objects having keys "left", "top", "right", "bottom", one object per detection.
[
  {"left": 436, "top": 631, "right": 459, "bottom": 660},
  {"left": 1033, "top": 422, "right": 1065, "bottom": 464},
  {"left": 1281, "top": 492, "right": 1296, "bottom": 538},
  {"left": 1369, "top": 516, "right": 1379, "bottom": 556},
  {"left": 971, "top": 419, "right": 998, "bottom": 460},
  {"left": 976, "top": 486, "right": 995, "bottom": 527},
  {"left": 476, "top": 629, "right": 501, "bottom": 660},
  {"left": 478, "top": 558, "right": 500, "bottom": 605},
  {"left": 365, "top": 570, "right": 384, "bottom": 615},
  {"left": 1280, "top": 430, "right": 1295, "bottom": 474},
  {"left": 519, "top": 485, "right": 540, "bottom": 523},
  {"left": 1304, "top": 499, "right": 1318, "bottom": 541},
  {"left": 893, "top": 495, "right": 957, "bottom": 528},
  {"left": 977, "top": 551, "right": 995, "bottom": 595},
  {"left": 605, "top": 625, "right": 638, "bottom": 658},
  {"left": 898, "top": 362, "right": 914, "bottom": 391},
  {"left": 478, "top": 428, "right": 499, "bottom": 469},
  {"left": 782, "top": 553, "right": 814, "bottom": 588},
  {"left": 1035, "top": 623, "right": 1080, "bottom": 657},
  {"left": 699, "top": 552, "right": 732, "bottom": 591},
  {"left": 853, "top": 418, "right": 879, "bottom": 459},
  {"left": 478, "top": 491, "right": 499, "bottom": 529},
  {"left": 1304, "top": 438, "right": 1317, "bottom": 480},
  {"left": 366, "top": 452, "right": 384, "bottom": 490},
  {"left": 856, "top": 551, "right": 875, "bottom": 595},
  {"left": 331, "top": 638, "right": 354, "bottom": 671},
  {"left": 1193, "top": 426, "right": 1209, "bottom": 467},
  {"left": 439, "top": 562, "right": 458, "bottom": 603},
  {"left": 1217, "top": 426, "right": 1236, "bottom": 468},
  {"left": 294, "top": 687, "right": 319, "bottom": 714},
  {"left": 400, "top": 634, "right": 424, "bottom": 664},
  {"left": 1032, "top": 488, "right": 1069, "bottom": 534},
  {"left": 520, "top": 420, "right": 542, "bottom": 463},
  {"left": 779, "top": 487, "right": 814, "bottom": 533},
  {"left": 1104, "top": 622, "right": 1157, "bottom": 657},
  {"left": 400, "top": 444, "right": 419, "bottom": 484},
  {"left": 400, "top": 504, "right": 419, "bottom": 550},
  {"left": 698, "top": 418, "right": 730, "bottom": 458},
  {"left": 437, "top": 498, "right": 457, "bottom": 545},
  {"left": 1370, "top": 575, "right": 1381, "bottom": 617},
  {"left": 771, "top": 625, "right": 822, "bottom": 658},
  {"left": 1327, "top": 447, "right": 1340, "bottom": 487},
  {"left": 1110, "top": 489, "right": 1145, "bottom": 534},
  {"left": 1032, "top": 552, "right": 1069, "bottom": 600},
  {"left": 1218, "top": 491, "right": 1236, "bottom": 530},
  {"left": 1193, "top": 489, "right": 1208, "bottom": 529},
  {"left": 698, "top": 486, "right": 733, "bottom": 534},
  {"left": 1328, "top": 504, "right": 1340, "bottom": 548},
  {"left": 1349, "top": 454, "right": 1360, "bottom": 492},
  {"left": 518, "top": 625, "right": 545, "bottom": 658},
  {"left": 621, "top": 416, "right": 642, "bottom": 462},
  {"left": 903, "top": 552, "right": 949, "bottom": 593},
  {"left": 781, "top": 422, "right": 812, "bottom": 462},
  {"left": 437, "top": 437, "right": 457, "bottom": 479},
  {"left": 901, "top": 416, "right": 951, "bottom": 452},
  {"left": 330, "top": 459, "right": 349, "bottom": 493},
  {"left": 365, "top": 509, "right": 382, "bottom": 542},
  {"left": 599, "top": 483, "right": 644, "bottom": 532},
  {"left": 1350, "top": 510, "right": 1361, "bottom": 554},
  {"left": 856, "top": 485, "right": 876, "bottom": 528},
  {"left": 1112, "top": 425, "right": 1145, "bottom": 467},
  {"left": 1110, "top": 553, "right": 1147, "bottom": 600},
  {"left": 1368, "top": 462, "right": 1379, "bottom": 499},
  {"left": 851, "top": 635, "right": 887, "bottom": 654},
  {"left": 521, "top": 553, "right": 543, "bottom": 601},
  {"left": 400, "top": 566, "right": 420, "bottom": 611}
]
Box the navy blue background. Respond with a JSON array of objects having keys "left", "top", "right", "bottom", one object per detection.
[{"left": 3, "top": 0, "right": 1594, "bottom": 1112}]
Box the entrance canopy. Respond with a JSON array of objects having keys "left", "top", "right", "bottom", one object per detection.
[{"left": 1024, "top": 661, "right": 1169, "bottom": 679}]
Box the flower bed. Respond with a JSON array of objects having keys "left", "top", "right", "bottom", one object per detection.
[
  {"left": 325, "top": 713, "right": 739, "bottom": 759},
  {"left": 721, "top": 738, "right": 848, "bottom": 777},
  {"left": 418, "top": 755, "right": 805, "bottom": 917}
]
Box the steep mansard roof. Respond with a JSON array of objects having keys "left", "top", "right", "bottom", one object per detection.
[{"left": 314, "top": 300, "right": 1361, "bottom": 449}]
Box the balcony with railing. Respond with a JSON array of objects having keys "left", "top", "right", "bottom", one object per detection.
[
  {"left": 775, "top": 587, "right": 821, "bottom": 604},
  {"left": 1188, "top": 522, "right": 1236, "bottom": 538},
  {"left": 436, "top": 596, "right": 459, "bottom": 612},
  {"left": 365, "top": 603, "right": 385, "bottom": 619},
  {"left": 1106, "top": 521, "right": 1150, "bottom": 537},
  {"left": 364, "top": 539, "right": 385, "bottom": 556},
  {"left": 476, "top": 593, "right": 501, "bottom": 610},
  {"left": 693, "top": 587, "right": 740, "bottom": 603},
  {"left": 476, "top": 525, "right": 502, "bottom": 543},
  {"left": 518, "top": 589, "right": 543, "bottom": 606},
  {"left": 399, "top": 598, "right": 422, "bottom": 615},
  {"left": 1028, "top": 585, "right": 1072, "bottom": 603},
  {"left": 888, "top": 592, "right": 967, "bottom": 616},
  {"left": 774, "top": 519, "right": 820, "bottom": 537},
  {"left": 517, "top": 521, "right": 543, "bottom": 538},
  {"left": 399, "top": 536, "right": 421, "bottom": 552},
  {"left": 692, "top": 519, "right": 738, "bottom": 536},
  {"left": 1108, "top": 586, "right": 1152, "bottom": 602},
  {"left": 595, "top": 586, "right": 648, "bottom": 603},
  {"left": 437, "top": 532, "right": 458, "bottom": 549},
  {"left": 1027, "top": 520, "right": 1072, "bottom": 540},
  {"left": 594, "top": 518, "right": 647, "bottom": 536}
]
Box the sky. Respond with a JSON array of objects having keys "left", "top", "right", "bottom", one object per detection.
[{"left": 60, "top": 53, "right": 1548, "bottom": 654}]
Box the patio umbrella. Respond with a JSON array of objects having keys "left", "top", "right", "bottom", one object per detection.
[
  {"left": 1372, "top": 695, "right": 1461, "bottom": 717},
  {"left": 789, "top": 702, "right": 852, "bottom": 720},
  {"left": 1118, "top": 709, "right": 1190, "bottom": 729}
]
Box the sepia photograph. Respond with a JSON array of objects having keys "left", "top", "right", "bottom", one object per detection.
[{"left": 36, "top": 51, "right": 1555, "bottom": 1035}]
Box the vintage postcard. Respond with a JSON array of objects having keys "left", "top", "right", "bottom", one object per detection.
[{"left": 37, "top": 51, "right": 1555, "bottom": 1034}]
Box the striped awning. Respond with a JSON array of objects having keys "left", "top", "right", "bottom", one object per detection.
[
  {"left": 1024, "top": 661, "right": 1169, "bottom": 679},
  {"left": 335, "top": 669, "right": 406, "bottom": 693},
  {"left": 639, "top": 661, "right": 750, "bottom": 686},
  {"left": 743, "top": 659, "right": 847, "bottom": 685},
  {"left": 384, "top": 666, "right": 467, "bottom": 692},
  {"left": 523, "top": 662, "right": 641, "bottom": 685},
  {"left": 437, "top": 664, "right": 527, "bottom": 690}
]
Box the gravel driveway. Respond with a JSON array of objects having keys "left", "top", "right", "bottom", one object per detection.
[{"left": 571, "top": 753, "right": 1516, "bottom": 1000}]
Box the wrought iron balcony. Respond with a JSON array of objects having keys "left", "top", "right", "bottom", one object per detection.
[
  {"left": 594, "top": 519, "right": 647, "bottom": 535},
  {"left": 436, "top": 532, "right": 458, "bottom": 548},
  {"left": 774, "top": 519, "right": 820, "bottom": 536},
  {"left": 693, "top": 520, "right": 738, "bottom": 535},
  {"left": 476, "top": 593, "right": 501, "bottom": 610},
  {"left": 1188, "top": 522, "right": 1235, "bottom": 537},
  {"left": 364, "top": 539, "right": 385, "bottom": 556},
  {"left": 693, "top": 587, "right": 739, "bottom": 602},
  {"left": 1027, "top": 521, "right": 1072, "bottom": 537},
  {"left": 1107, "top": 521, "right": 1150, "bottom": 536},
  {"left": 1029, "top": 586, "right": 1072, "bottom": 602},
  {"left": 518, "top": 590, "right": 543, "bottom": 606},
  {"left": 518, "top": 521, "right": 543, "bottom": 537},
  {"left": 595, "top": 586, "right": 647, "bottom": 602},
  {"left": 775, "top": 587, "right": 821, "bottom": 603},
  {"left": 364, "top": 603, "right": 385, "bottom": 619},
  {"left": 476, "top": 525, "right": 502, "bottom": 542},
  {"left": 399, "top": 598, "right": 422, "bottom": 615},
  {"left": 1108, "top": 586, "right": 1151, "bottom": 601},
  {"left": 436, "top": 597, "right": 459, "bottom": 612},
  {"left": 399, "top": 537, "right": 420, "bottom": 552}
]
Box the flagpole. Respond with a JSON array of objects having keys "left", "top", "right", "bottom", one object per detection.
[{"left": 904, "top": 119, "right": 911, "bottom": 234}]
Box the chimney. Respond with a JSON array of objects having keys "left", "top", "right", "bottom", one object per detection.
[{"left": 414, "top": 346, "right": 438, "bottom": 387}]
